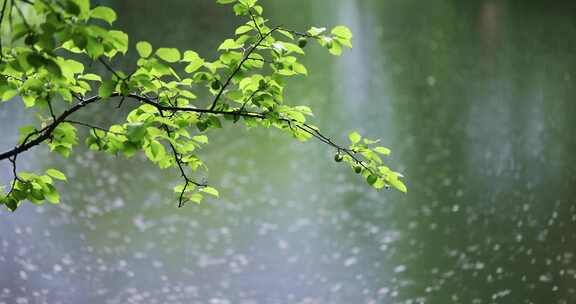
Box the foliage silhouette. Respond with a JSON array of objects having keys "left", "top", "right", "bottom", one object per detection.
[{"left": 0, "top": 0, "right": 406, "bottom": 211}]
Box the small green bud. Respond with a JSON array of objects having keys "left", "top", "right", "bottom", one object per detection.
[
  {"left": 211, "top": 80, "right": 221, "bottom": 90},
  {"left": 298, "top": 37, "right": 308, "bottom": 48},
  {"left": 367, "top": 175, "right": 378, "bottom": 185},
  {"left": 354, "top": 165, "right": 362, "bottom": 174},
  {"left": 334, "top": 154, "right": 343, "bottom": 162}
]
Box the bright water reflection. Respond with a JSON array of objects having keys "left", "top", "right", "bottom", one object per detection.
[{"left": 1, "top": 0, "right": 576, "bottom": 303}]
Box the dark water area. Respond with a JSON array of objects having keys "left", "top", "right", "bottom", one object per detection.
[{"left": 1, "top": 0, "right": 575, "bottom": 303}]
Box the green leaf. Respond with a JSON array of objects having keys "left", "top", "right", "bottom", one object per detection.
[
  {"left": 218, "top": 39, "right": 242, "bottom": 51},
  {"left": 22, "top": 95, "right": 35, "bottom": 107},
  {"left": 59, "top": 59, "right": 84, "bottom": 79},
  {"left": 390, "top": 178, "right": 407, "bottom": 193},
  {"left": 148, "top": 141, "right": 166, "bottom": 161},
  {"left": 4, "top": 196, "right": 18, "bottom": 211},
  {"left": 45, "top": 60, "right": 62, "bottom": 78},
  {"left": 235, "top": 25, "right": 253, "bottom": 35},
  {"left": 65, "top": 1, "right": 81, "bottom": 15},
  {"left": 308, "top": 27, "right": 326, "bottom": 36},
  {"left": 46, "top": 169, "right": 67, "bottom": 181},
  {"left": 279, "top": 42, "right": 305, "bottom": 54},
  {"left": 98, "top": 79, "right": 115, "bottom": 98},
  {"left": 239, "top": 0, "right": 256, "bottom": 7},
  {"left": 79, "top": 73, "right": 102, "bottom": 82},
  {"left": 374, "top": 146, "right": 391, "bottom": 156},
  {"left": 74, "top": 0, "right": 91, "bottom": 15},
  {"left": 136, "top": 41, "right": 152, "bottom": 58},
  {"left": 331, "top": 25, "right": 353, "bottom": 39},
  {"left": 18, "top": 125, "right": 36, "bottom": 143},
  {"left": 189, "top": 192, "right": 204, "bottom": 204},
  {"left": 201, "top": 186, "right": 219, "bottom": 198},
  {"left": 278, "top": 29, "right": 294, "bottom": 40},
  {"left": 348, "top": 131, "right": 361, "bottom": 144},
  {"left": 1, "top": 89, "right": 17, "bottom": 102},
  {"left": 126, "top": 122, "right": 146, "bottom": 142},
  {"left": 44, "top": 185, "right": 60, "bottom": 204},
  {"left": 192, "top": 135, "right": 208, "bottom": 144},
  {"left": 90, "top": 6, "right": 117, "bottom": 24},
  {"left": 86, "top": 37, "right": 105, "bottom": 58},
  {"left": 182, "top": 50, "right": 200, "bottom": 62},
  {"left": 185, "top": 60, "right": 204, "bottom": 73},
  {"left": 108, "top": 30, "right": 129, "bottom": 54},
  {"left": 173, "top": 183, "right": 191, "bottom": 193},
  {"left": 217, "top": 0, "right": 236, "bottom": 3},
  {"left": 328, "top": 40, "right": 343, "bottom": 56},
  {"left": 156, "top": 48, "right": 181, "bottom": 63}
]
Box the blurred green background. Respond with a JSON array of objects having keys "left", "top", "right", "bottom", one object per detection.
[{"left": 1, "top": 0, "right": 576, "bottom": 303}]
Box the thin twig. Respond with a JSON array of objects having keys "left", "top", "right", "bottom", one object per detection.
[
  {"left": 0, "top": 73, "right": 23, "bottom": 82},
  {"left": 248, "top": 9, "right": 262, "bottom": 38},
  {"left": 0, "top": 88, "right": 384, "bottom": 182},
  {"left": 0, "top": 0, "right": 10, "bottom": 61},
  {"left": 246, "top": 56, "right": 273, "bottom": 64},
  {"left": 65, "top": 119, "right": 125, "bottom": 136},
  {"left": 158, "top": 110, "right": 206, "bottom": 207},
  {"left": 13, "top": 1, "right": 30, "bottom": 31},
  {"left": 208, "top": 26, "right": 280, "bottom": 111},
  {"left": 98, "top": 57, "right": 123, "bottom": 80},
  {"left": 278, "top": 27, "right": 320, "bottom": 39},
  {"left": 0, "top": 93, "right": 105, "bottom": 161},
  {"left": 6, "top": 156, "right": 20, "bottom": 196},
  {"left": 238, "top": 85, "right": 263, "bottom": 113},
  {"left": 47, "top": 99, "right": 56, "bottom": 121}
]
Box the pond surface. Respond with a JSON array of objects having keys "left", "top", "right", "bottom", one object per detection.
[{"left": 1, "top": 0, "right": 576, "bottom": 303}]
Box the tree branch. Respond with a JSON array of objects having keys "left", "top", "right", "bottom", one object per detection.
[
  {"left": 248, "top": 9, "right": 263, "bottom": 38},
  {"left": 6, "top": 155, "right": 20, "bottom": 197},
  {"left": 278, "top": 27, "right": 320, "bottom": 39},
  {"left": 132, "top": 95, "right": 377, "bottom": 176},
  {"left": 158, "top": 109, "right": 207, "bottom": 208},
  {"left": 65, "top": 119, "right": 125, "bottom": 136},
  {"left": 208, "top": 26, "right": 279, "bottom": 111},
  {"left": 98, "top": 57, "right": 123, "bottom": 80},
  {"left": 0, "top": 91, "right": 379, "bottom": 180},
  {"left": 0, "top": 93, "right": 115, "bottom": 161}
]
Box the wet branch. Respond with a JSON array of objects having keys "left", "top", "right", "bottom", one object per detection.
[
  {"left": 65, "top": 119, "right": 125, "bottom": 136},
  {"left": 0, "top": 89, "right": 377, "bottom": 180},
  {"left": 208, "top": 26, "right": 280, "bottom": 111},
  {"left": 0, "top": 94, "right": 108, "bottom": 161},
  {"left": 6, "top": 156, "right": 20, "bottom": 196},
  {"left": 158, "top": 110, "right": 206, "bottom": 208},
  {"left": 278, "top": 27, "right": 321, "bottom": 39}
]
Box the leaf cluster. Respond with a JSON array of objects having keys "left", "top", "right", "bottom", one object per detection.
[{"left": 0, "top": 0, "right": 405, "bottom": 211}]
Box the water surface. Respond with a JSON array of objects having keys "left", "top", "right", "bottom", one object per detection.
[{"left": 1, "top": 0, "right": 575, "bottom": 303}]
